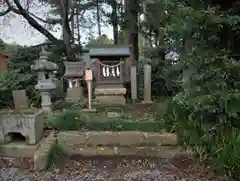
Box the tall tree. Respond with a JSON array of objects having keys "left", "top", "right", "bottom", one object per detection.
[
  {"left": 124, "top": 0, "right": 139, "bottom": 64},
  {"left": 0, "top": 0, "right": 104, "bottom": 61}
]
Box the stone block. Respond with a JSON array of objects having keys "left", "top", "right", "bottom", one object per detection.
[
  {"left": 0, "top": 109, "right": 45, "bottom": 145},
  {"left": 34, "top": 131, "right": 57, "bottom": 171},
  {"left": 70, "top": 146, "right": 115, "bottom": 156},
  {"left": 144, "top": 132, "right": 177, "bottom": 146},
  {"left": 58, "top": 131, "right": 87, "bottom": 153},
  {"left": 116, "top": 146, "right": 180, "bottom": 158},
  {"left": 95, "top": 87, "right": 126, "bottom": 95},
  {"left": 12, "top": 90, "right": 29, "bottom": 110},
  {"left": 107, "top": 112, "right": 121, "bottom": 118},
  {"left": 0, "top": 142, "right": 39, "bottom": 158},
  {"left": 86, "top": 131, "right": 146, "bottom": 146},
  {"left": 96, "top": 95, "right": 126, "bottom": 105},
  {"left": 66, "top": 87, "right": 83, "bottom": 101}
]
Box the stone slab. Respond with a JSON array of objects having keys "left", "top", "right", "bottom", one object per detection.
[
  {"left": 12, "top": 90, "right": 29, "bottom": 110},
  {"left": 34, "top": 131, "right": 57, "bottom": 171},
  {"left": 144, "top": 132, "right": 177, "bottom": 146},
  {"left": 140, "top": 101, "right": 153, "bottom": 104},
  {"left": 58, "top": 145, "right": 181, "bottom": 159},
  {"left": 0, "top": 141, "right": 40, "bottom": 158},
  {"left": 107, "top": 112, "right": 121, "bottom": 118},
  {"left": 86, "top": 131, "right": 146, "bottom": 146},
  {"left": 82, "top": 108, "right": 97, "bottom": 113},
  {"left": 58, "top": 131, "right": 177, "bottom": 148},
  {"left": 95, "top": 87, "right": 126, "bottom": 96},
  {"left": 116, "top": 146, "right": 180, "bottom": 158},
  {"left": 70, "top": 146, "right": 115, "bottom": 156},
  {"left": 96, "top": 95, "right": 126, "bottom": 105},
  {"left": 66, "top": 87, "right": 83, "bottom": 101}
]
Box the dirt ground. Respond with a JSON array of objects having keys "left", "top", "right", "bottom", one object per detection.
[{"left": 0, "top": 155, "right": 229, "bottom": 181}]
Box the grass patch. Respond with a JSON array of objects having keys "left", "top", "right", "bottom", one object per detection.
[
  {"left": 45, "top": 109, "right": 165, "bottom": 132},
  {"left": 47, "top": 142, "right": 68, "bottom": 169}
]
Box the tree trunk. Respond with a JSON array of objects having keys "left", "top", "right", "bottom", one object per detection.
[
  {"left": 13, "top": 0, "right": 61, "bottom": 46},
  {"left": 96, "top": 0, "right": 101, "bottom": 37},
  {"left": 124, "top": 0, "right": 139, "bottom": 65},
  {"left": 111, "top": 0, "right": 118, "bottom": 44},
  {"left": 60, "top": 0, "right": 74, "bottom": 61}
]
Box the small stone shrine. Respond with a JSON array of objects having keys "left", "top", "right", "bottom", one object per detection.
[
  {"left": 88, "top": 45, "right": 131, "bottom": 104},
  {"left": 63, "top": 48, "right": 88, "bottom": 102},
  {"left": 31, "top": 48, "right": 58, "bottom": 111}
]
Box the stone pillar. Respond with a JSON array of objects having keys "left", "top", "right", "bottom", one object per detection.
[
  {"left": 40, "top": 92, "right": 52, "bottom": 112},
  {"left": 130, "top": 66, "right": 137, "bottom": 104},
  {"left": 143, "top": 64, "right": 152, "bottom": 103}
]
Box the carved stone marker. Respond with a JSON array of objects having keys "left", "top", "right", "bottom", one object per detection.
[{"left": 12, "top": 90, "right": 29, "bottom": 110}]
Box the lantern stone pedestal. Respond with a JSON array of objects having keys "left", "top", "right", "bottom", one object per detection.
[{"left": 31, "top": 48, "right": 58, "bottom": 112}]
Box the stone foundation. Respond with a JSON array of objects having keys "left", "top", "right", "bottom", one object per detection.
[
  {"left": 66, "top": 87, "right": 84, "bottom": 102},
  {"left": 0, "top": 131, "right": 183, "bottom": 171},
  {"left": 58, "top": 131, "right": 180, "bottom": 158},
  {"left": 95, "top": 84, "right": 126, "bottom": 105}
]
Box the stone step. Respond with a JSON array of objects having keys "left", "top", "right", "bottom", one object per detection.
[
  {"left": 0, "top": 141, "right": 39, "bottom": 158},
  {"left": 58, "top": 145, "right": 181, "bottom": 159},
  {"left": 95, "top": 84, "right": 126, "bottom": 96},
  {"left": 58, "top": 131, "right": 177, "bottom": 147},
  {"left": 96, "top": 95, "right": 126, "bottom": 104}
]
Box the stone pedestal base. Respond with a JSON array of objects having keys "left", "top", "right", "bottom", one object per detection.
[
  {"left": 82, "top": 108, "right": 97, "bottom": 113},
  {"left": 96, "top": 95, "right": 126, "bottom": 105},
  {"left": 66, "top": 87, "right": 83, "bottom": 102},
  {"left": 95, "top": 84, "right": 126, "bottom": 105},
  {"left": 140, "top": 101, "right": 153, "bottom": 104}
]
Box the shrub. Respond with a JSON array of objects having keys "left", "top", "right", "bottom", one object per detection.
[
  {"left": 167, "top": 51, "right": 240, "bottom": 179},
  {"left": 47, "top": 143, "right": 68, "bottom": 169},
  {"left": 45, "top": 110, "right": 87, "bottom": 130}
]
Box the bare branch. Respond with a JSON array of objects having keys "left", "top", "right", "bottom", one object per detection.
[
  {"left": 28, "top": 11, "right": 61, "bottom": 24},
  {"left": 12, "top": 0, "right": 61, "bottom": 45},
  {"left": 0, "top": 7, "right": 10, "bottom": 16}
]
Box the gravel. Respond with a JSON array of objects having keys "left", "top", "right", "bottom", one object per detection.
[{"left": 0, "top": 156, "right": 229, "bottom": 181}]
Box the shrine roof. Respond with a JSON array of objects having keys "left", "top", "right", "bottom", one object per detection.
[{"left": 88, "top": 45, "right": 132, "bottom": 57}]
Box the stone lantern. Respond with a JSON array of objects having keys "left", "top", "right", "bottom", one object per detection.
[{"left": 31, "top": 48, "right": 58, "bottom": 112}]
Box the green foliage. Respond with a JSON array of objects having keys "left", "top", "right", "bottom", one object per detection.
[
  {"left": 0, "top": 69, "right": 34, "bottom": 108},
  {"left": 167, "top": 50, "right": 240, "bottom": 179},
  {"left": 87, "top": 34, "right": 114, "bottom": 46},
  {"left": 45, "top": 110, "right": 87, "bottom": 130},
  {"left": 158, "top": 0, "right": 240, "bottom": 179},
  {"left": 45, "top": 109, "right": 165, "bottom": 132},
  {"left": 47, "top": 143, "right": 68, "bottom": 169}
]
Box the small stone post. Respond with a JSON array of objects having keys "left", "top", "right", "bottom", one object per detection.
[{"left": 143, "top": 64, "right": 152, "bottom": 103}]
